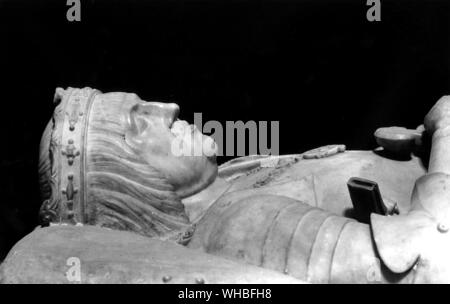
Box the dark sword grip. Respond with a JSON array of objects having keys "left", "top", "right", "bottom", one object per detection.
[{"left": 347, "top": 177, "right": 387, "bottom": 224}]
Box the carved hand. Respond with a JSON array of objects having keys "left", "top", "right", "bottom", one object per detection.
[{"left": 424, "top": 95, "right": 450, "bottom": 136}]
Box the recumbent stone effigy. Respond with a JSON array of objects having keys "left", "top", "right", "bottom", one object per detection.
[{"left": 2, "top": 87, "right": 450, "bottom": 283}]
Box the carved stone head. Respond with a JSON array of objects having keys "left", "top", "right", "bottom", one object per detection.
[{"left": 38, "top": 87, "right": 217, "bottom": 242}]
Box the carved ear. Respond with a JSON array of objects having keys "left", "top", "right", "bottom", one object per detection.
[
  {"left": 127, "top": 104, "right": 147, "bottom": 136},
  {"left": 371, "top": 212, "right": 435, "bottom": 273},
  {"left": 125, "top": 104, "right": 149, "bottom": 149}
]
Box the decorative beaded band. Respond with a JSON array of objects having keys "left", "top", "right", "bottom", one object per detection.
[{"left": 40, "top": 87, "right": 100, "bottom": 225}]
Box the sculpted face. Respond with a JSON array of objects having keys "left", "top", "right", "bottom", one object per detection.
[{"left": 125, "top": 101, "right": 218, "bottom": 198}]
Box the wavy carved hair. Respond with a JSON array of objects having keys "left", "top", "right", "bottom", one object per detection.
[{"left": 39, "top": 90, "right": 192, "bottom": 242}]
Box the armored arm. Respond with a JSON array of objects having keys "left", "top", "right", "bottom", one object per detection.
[{"left": 188, "top": 191, "right": 413, "bottom": 283}]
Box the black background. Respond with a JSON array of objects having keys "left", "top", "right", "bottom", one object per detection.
[{"left": 0, "top": 0, "right": 448, "bottom": 260}]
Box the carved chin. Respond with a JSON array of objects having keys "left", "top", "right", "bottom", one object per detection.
[{"left": 172, "top": 160, "right": 218, "bottom": 198}]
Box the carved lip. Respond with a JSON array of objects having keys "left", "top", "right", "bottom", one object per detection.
[
  {"left": 170, "top": 119, "right": 218, "bottom": 157},
  {"left": 170, "top": 120, "right": 199, "bottom": 136}
]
